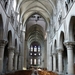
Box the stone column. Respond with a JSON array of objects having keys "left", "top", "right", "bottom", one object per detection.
[
  {"left": 53, "top": 53, "right": 56, "bottom": 72},
  {"left": 8, "top": 46, "right": 15, "bottom": 71},
  {"left": 64, "top": 41, "right": 74, "bottom": 75},
  {"left": 57, "top": 48, "right": 63, "bottom": 74},
  {"left": 47, "top": 31, "right": 50, "bottom": 70},
  {"left": 50, "top": 55, "right": 52, "bottom": 71},
  {"left": 0, "top": 40, "right": 7, "bottom": 73},
  {"left": 14, "top": 51, "right": 18, "bottom": 70},
  {"left": 22, "top": 30, "right": 25, "bottom": 69},
  {"left": 18, "top": 55, "right": 22, "bottom": 70}
]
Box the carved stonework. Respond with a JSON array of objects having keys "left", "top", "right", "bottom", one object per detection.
[
  {"left": 52, "top": 52, "right": 57, "bottom": 55},
  {"left": 14, "top": 50, "right": 19, "bottom": 55},
  {"left": 56, "top": 48, "right": 64, "bottom": 52},
  {"left": 8, "top": 46, "right": 15, "bottom": 53},
  {"left": 64, "top": 41, "right": 75, "bottom": 50},
  {"left": 0, "top": 40, "right": 7, "bottom": 46}
]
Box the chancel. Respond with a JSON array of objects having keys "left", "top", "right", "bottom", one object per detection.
[{"left": 0, "top": 0, "right": 75, "bottom": 75}]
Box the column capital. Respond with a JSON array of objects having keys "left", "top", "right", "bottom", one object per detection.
[
  {"left": 15, "top": 51, "right": 19, "bottom": 55},
  {"left": 52, "top": 52, "right": 57, "bottom": 55},
  {"left": 64, "top": 41, "right": 75, "bottom": 49},
  {"left": 8, "top": 46, "right": 15, "bottom": 52},
  {"left": 56, "top": 48, "right": 63, "bottom": 53},
  {"left": 0, "top": 40, "right": 7, "bottom": 46}
]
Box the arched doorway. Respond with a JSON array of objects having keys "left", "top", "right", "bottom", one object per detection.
[{"left": 60, "top": 31, "right": 67, "bottom": 74}]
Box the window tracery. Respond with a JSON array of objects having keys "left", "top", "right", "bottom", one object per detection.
[{"left": 29, "top": 45, "right": 41, "bottom": 66}]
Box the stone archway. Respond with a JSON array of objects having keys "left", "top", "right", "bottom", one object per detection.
[
  {"left": 70, "top": 16, "right": 75, "bottom": 41},
  {"left": 58, "top": 31, "right": 67, "bottom": 74},
  {"left": 68, "top": 16, "right": 75, "bottom": 41},
  {"left": 60, "top": 31, "right": 67, "bottom": 74},
  {"left": 68, "top": 16, "right": 75, "bottom": 74},
  {"left": 63, "top": 16, "right": 75, "bottom": 75}
]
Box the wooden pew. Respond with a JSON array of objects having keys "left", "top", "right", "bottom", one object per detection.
[{"left": 5, "top": 70, "right": 32, "bottom": 75}]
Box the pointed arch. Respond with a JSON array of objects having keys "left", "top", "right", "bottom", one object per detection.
[
  {"left": 59, "top": 31, "right": 65, "bottom": 49},
  {"left": 68, "top": 16, "right": 75, "bottom": 41},
  {"left": 23, "top": 11, "right": 49, "bottom": 32},
  {"left": 8, "top": 30, "right": 12, "bottom": 47}
]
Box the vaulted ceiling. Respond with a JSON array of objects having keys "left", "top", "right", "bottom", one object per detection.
[
  {"left": 16, "top": 0, "right": 57, "bottom": 24},
  {"left": 16, "top": 0, "right": 57, "bottom": 47}
]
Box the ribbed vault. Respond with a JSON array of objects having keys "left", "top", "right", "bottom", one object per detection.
[
  {"left": 15, "top": 0, "right": 57, "bottom": 49},
  {"left": 26, "top": 24, "right": 44, "bottom": 48},
  {"left": 16, "top": 0, "right": 57, "bottom": 26}
]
